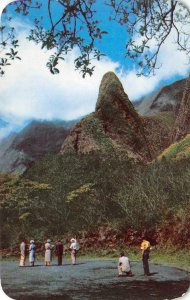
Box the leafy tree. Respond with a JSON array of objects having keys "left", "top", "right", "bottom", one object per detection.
[
  {"left": 0, "top": 0, "right": 189, "bottom": 77},
  {"left": 0, "top": 174, "right": 51, "bottom": 247}
]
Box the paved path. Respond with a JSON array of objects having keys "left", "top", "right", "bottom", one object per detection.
[{"left": 1, "top": 260, "right": 190, "bottom": 300}]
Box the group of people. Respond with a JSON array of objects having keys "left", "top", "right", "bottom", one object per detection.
[
  {"left": 118, "top": 237, "right": 152, "bottom": 277},
  {"left": 19, "top": 238, "right": 80, "bottom": 267},
  {"left": 20, "top": 236, "right": 152, "bottom": 277}
]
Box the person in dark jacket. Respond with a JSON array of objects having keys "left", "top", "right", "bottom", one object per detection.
[
  {"left": 55, "top": 239, "right": 64, "bottom": 266},
  {"left": 140, "top": 237, "right": 151, "bottom": 275}
]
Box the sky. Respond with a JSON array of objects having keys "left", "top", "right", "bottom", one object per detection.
[{"left": 0, "top": 0, "right": 190, "bottom": 140}]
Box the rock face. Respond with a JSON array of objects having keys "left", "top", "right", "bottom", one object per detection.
[
  {"left": 134, "top": 77, "right": 190, "bottom": 154},
  {"left": 0, "top": 121, "right": 75, "bottom": 174},
  {"left": 96, "top": 72, "right": 136, "bottom": 119},
  {"left": 171, "top": 78, "right": 190, "bottom": 143},
  {"left": 135, "top": 78, "right": 186, "bottom": 116},
  {"left": 61, "top": 72, "right": 152, "bottom": 162}
]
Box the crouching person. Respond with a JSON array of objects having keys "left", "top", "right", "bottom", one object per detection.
[{"left": 118, "top": 252, "right": 133, "bottom": 277}]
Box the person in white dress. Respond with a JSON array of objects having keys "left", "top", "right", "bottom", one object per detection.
[
  {"left": 118, "top": 252, "right": 133, "bottom": 276},
  {"left": 29, "top": 240, "right": 36, "bottom": 267},
  {"left": 69, "top": 238, "right": 80, "bottom": 265},
  {"left": 45, "top": 239, "right": 53, "bottom": 266}
]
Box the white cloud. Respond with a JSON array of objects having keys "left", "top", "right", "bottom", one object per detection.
[
  {"left": 0, "top": 25, "right": 119, "bottom": 123},
  {"left": 0, "top": 12, "right": 190, "bottom": 139}
]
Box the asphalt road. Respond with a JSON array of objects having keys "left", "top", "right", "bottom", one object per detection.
[{"left": 1, "top": 259, "right": 190, "bottom": 300}]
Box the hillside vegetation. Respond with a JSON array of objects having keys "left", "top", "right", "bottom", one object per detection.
[{"left": 1, "top": 151, "right": 190, "bottom": 249}]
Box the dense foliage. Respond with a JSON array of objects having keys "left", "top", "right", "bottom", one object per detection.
[{"left": 1, "top": 149, "right": 189, "bottom": 248}]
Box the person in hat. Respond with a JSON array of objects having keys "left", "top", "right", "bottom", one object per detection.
[
  {"left": 55, "top": 239, "right": 64, "bottom": 266},
  {"left": 45, "top": 239, "right": 53, "bottom": 266},
  {"left": 19, "top": 239, "right": 27, "bottom": 267},
  {"left": 69, "top": 237, "right": 80, "bottom": 265},
  {"left": 29, "top": 240, "right": 36, "bottom": 267},
  {"left": 118, "top": 252, "right": 133, "bottom": 277},
  {"left": 140, "top": 237, "right": 151, "bottom": 276}
]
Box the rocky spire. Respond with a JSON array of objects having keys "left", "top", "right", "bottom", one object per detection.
[
  {"left": 95, "top": 72, "right": 138, "bottom": 120},
  {"left": 61, "top": 71, "right": 152, "bottom": 162}
]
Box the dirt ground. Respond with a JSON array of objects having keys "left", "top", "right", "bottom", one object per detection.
[{"left": 1, "top": 259, "right": 190, "bottom": 300}]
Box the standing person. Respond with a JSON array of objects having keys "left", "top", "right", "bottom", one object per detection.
[
  {"left": 45, "top": 239, "right": 53, "bottom": 266},
  {"left": 55, "top": 239, "right": 64, "bottom": 266},
  {"left": 29, "top": 240, "right": 36, "bottom": 267},
  {"left": 69, "top": 238, "right": 80, "bottom": 265},
  {"left": 118, "top": 252, "right": 133, "bottom": 277},
  {"left": 140, "top": 237, "right": 151, "bottom": 276},
  {"left": 19, "top": 239, "right": 27, "bottom": 267}
]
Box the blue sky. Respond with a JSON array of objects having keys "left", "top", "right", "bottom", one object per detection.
[{"left": 0, "top": 0, "right": 190, "bottom": 140}]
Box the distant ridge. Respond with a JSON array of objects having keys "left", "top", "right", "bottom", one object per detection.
[
  {"left": 135, "top": 78, "right": 187, "bottom": 116},
  {"left": 0, "top": 120, "right": 76, "bottom": 174}
]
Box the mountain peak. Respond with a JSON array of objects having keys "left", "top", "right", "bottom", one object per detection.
[
  {"left": 96, "top": 72, "right": 123, "bottom": 112},
  {"left": 95, "top": 72, "right": 137, "bottom": 120},
  {"left": 61, "top": 72, "right": 152, "bottom": 162}
]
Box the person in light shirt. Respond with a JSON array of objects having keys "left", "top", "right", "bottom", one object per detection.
[
  {"left": 118, "top": 252, "right": 133, "bottom": 276},
  {"left": 69, "top": 238, "right": 80, "bottom": 265},
  {"left": 19, "top": 239, "right": 27, "bottom": 267}
]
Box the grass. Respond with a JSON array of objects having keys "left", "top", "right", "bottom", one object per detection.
[
  {"left": 77, "top": 247, "right": 190, "bottom": 272},
  {"left": 149, "top": 248, "right": 190, "bottom": 272},
  {"left": 2, "top": 248, "right": 190, "bottom": 272}
]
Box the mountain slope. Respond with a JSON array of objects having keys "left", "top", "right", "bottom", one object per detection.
[
  {"left": 135, "top": 77, "right": 190, "bottom": 153},
  {"left": 0, "top": 120, "right": 75, "bottom": 174},
  {"left": 158, "top": 134, "right": 190, "bottom": 160},
  {"left": 171, "top": 78, "right": 190, "bottom": 143},
  {"left": 135, "top": 78, "right": 187, "bottom": 116}
]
